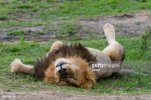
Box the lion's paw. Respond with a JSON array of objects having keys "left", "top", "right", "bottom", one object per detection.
[
  {"left": 10, "top": 58, "right": 22, "bottom": 73},
  {"left": 103, "top": 23, "right": 114, "bottom": 30},
  {"left": 51, "top": 41, "right": 63, "bottom": 50}
]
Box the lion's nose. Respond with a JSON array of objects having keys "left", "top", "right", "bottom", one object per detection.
[{"left": 58, "top": 68, "right": 67, "bottom": 74}]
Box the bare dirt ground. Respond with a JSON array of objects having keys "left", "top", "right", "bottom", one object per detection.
[
  {"left": 78, "top": 11, "right": 151, "bottom": 36},
  {"left": 0, "top": 11, "right": 151, "bottom": 41},
  {"left": 0, "top": 90, "right": 151, "bottom": 100}
]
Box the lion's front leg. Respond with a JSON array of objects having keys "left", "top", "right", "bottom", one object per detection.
[
  {"left": 46, "top": 41, "right": 64, "bottom": 57},
  {"left": 10, "top": 58, "right": 34, "bottom": 74},
  {"left": 66, "top": 78, "right": 80, "bottom": 87},
  {"left": 50, "top": 41, "right": 63, "bottom": 52},
  {"left": 66, "top": 78, "right": 94, "bottom": 89}
]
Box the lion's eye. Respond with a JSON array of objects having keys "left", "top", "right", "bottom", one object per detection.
[{"left": 56, "top": 67, "right": 61, "bottom": 71}]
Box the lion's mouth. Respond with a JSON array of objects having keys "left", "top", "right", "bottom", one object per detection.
[
  {"left": 59, "top": 71, "right": 68, "bottom": 78},
  {"left": 59, "top": 70, "right": 75, "bottom": 79},
  {"left": 54, "top": 58, "right": 77, "bottom": 82}
]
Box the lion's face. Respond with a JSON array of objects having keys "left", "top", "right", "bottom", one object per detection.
[
  {"left": 44, "top": 57, "right": 96, "bottom": 89},
  {"left": 54, "top": 58, "right": 77, "bottom": 80}
]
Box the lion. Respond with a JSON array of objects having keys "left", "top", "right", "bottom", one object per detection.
[{"left": 10, "top": 23, "right": 125, "bottom": 89}]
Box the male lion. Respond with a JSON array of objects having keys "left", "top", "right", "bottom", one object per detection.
[{"left": 10, "top": 23, "right": 125, "bottom": 89}]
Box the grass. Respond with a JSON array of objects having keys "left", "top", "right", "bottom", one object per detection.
[
  {"left": 0, "top": 0, "right": 151, "bottom": 20},
  {"left": 0, "top": 36, "right": 151, "bottom": 95},
  {"left": 0, "top": 15, "right": 9, "bottom": 20},
  {"left": 57, "top": 23, "right": 81, "bottom": 38},
  {"left": 8, "top": 30, "right": 25, "bottom": 36}
]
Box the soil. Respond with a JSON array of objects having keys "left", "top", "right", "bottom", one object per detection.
[
  {"left": 78, "top": 11, "right": 151, "bottom": 36},
  {"left": 0, "top": 11, "right": 151, "bottom": 41},
  {"left": 0, "top": 90, "right": 151, "bottom": 100}
]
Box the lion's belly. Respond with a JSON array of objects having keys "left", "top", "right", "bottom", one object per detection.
[{"left": 87, "top": 47, "right": 120, "bottom": 79}]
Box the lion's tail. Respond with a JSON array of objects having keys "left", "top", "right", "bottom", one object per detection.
[{"left": 103, "top": 23, "right": 117, "bottom": 44}]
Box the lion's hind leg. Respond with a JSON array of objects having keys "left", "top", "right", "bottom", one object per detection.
[
  {"left": 10, "top": 58, "right": 34, "bottom": 74},
  {"left": 103, "top": 23, "right": 125, "bottom": 61}
]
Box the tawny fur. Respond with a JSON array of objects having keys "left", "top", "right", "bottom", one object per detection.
[{"left": 44, "top": 57, "right": 96, "bottom": 89}]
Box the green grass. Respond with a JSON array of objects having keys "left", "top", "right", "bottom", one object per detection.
[
  {"left": 0, "top": 21, "right": 44, "bottom": 28},
  {"left": 0, "top": 15, "right": 9, "bottom": 20},
  {"left": 0, "top": 36, "right": 151, "bottom": 95},
  {"left": 0, "top": 0, "right": 151, "bottom": 20},
  {"left": 8, "top": 30, "right": 25, "bottom": 36}
]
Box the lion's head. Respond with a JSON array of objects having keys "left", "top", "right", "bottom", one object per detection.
[
  {"left": 45, "top": 57, "right": 96, "bottom": 89},
  {"left": 34, "top": 44, "right": 96, "bottom": 89}
]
